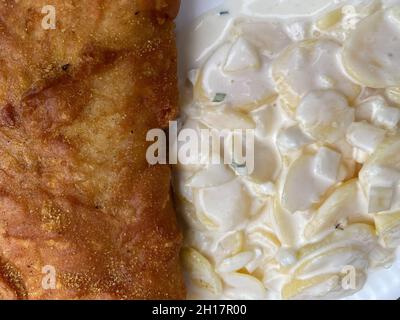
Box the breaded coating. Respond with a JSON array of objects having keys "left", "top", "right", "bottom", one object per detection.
[{"left": 0, "top": 0, "right": 185, "bottom": 299}]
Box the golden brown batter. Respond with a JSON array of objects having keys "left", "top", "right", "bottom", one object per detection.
[{"left": 0, "top": 0, "right": 184, "bottom": 299}]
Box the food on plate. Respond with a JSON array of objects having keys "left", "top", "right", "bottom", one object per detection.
[{"left": 176, "top": 0, "right": 400, "bottom": 300}]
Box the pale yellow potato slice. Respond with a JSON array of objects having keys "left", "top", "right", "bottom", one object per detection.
[
  {"left": 281, "top": 153, "right": 336, "bottom": 213},
  {"left": 248, "top": 139, "right": 282, "bottom": 183},
  {"left": 296, "top": 90, "right": 355, "bottom": 143},
  {"left": 187, "top": 163, "right": 235, "bottom": 188},
  {"left": 346, "top": 122, "right": 386, "bottom": 154},
  {"left": 294, "top": 247, "right": 368, "bottom": 278},
  {"left": 304, "top": 180, "right": 361, "bottom": 239},
  {"left": 277, "top": 125, "right": 314, "bottom": 152},
  {"left": 200, "top": 108, "right": 256, "bottom": 130},
  {"left": 359, "top": 134, "right": 400, "bottom": 195},
  {"left": 282, "top": 271, "right": 366, "bottom": 300},
  {"left": 193, "top": 178, "right": 252, "bottom": 232},
  {"left": 181, "top": 247, "right": 223, "bottom": 295},
  {"left": 234, "top": 20, "right": 291, "bottom": 57},
  {"left": 343, "top": 7, "right": 400, "bottom": 88},
  {"left": 247, "top": 228, "right": 281, "bottom": 258},
  {"left": 226, "top": 134, "right": 281, "bottom": 183},
  {"left": 220, "top": 272, "right": 266, "bottom": 299},
  {"left": 215, "top": 231, "right": 245, "bottom": 258},
  {"left": 272, "top": 198, "right": 303, "bottom": 247},
  {"left": 374, "top": 211, "right": 400, "bottom": 248},
  {"left": 196, "top": 42, "right": 277, "bottom": 111},
  {"left": 385, "top": 87, "right": 400, "bottom": 106},
  {"left": 251, "top": 104, "right": 283, "bottom": 138},
  {"left": 368, "top": 186, "right": 393, "bottom": 213},
  {"left": 218, "top": 251, "right": 255, "bottom": 273},
  {"left": 224, "top": 37, "right": 261, "bottom": 72},
  {"left": 316, "top": 8, "right": 343, "bottom": 30},
  {"left": 272, "top": 39, "right": 360, "bottom": 113},
  {"left": 298, "top": 223, "right": 377, "bottom": 260}
]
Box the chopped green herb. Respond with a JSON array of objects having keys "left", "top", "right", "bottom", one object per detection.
[
  {"left": 231, "top": 161, "right": 248, "bottom": 176},
  {"left": 213, "top": 93, "right": 227, "bottom": 103},
  {"left": 231, "top": 161, "right": 247, "bottom": 169},
  {"left": 232, "top": 163, "right": 246, "bottom": 168},
  {"left": 219, "top": 11, "right": 229, "bottom": 15}
]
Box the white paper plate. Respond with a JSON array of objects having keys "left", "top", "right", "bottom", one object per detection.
[{"left": 175, "top": 0, "right": 400, "bottom": 300}]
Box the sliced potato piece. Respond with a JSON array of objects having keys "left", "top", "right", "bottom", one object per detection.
[
  {"left": 187, "top": 163, "right": 235, "bottom": 188},
  {"left": 343, "top": 7, "right": 400, "bottom": 88},
  {"left": 368, "top": 186, "right": 393, "bottom": 213},
  {"left": 234, "top": 20, "right": 291, "bottom": 57},
  {"left": 346, "top": 122, "right": 386, "bottom": 154},
  {"left": 226, "top": 134, "right": 281, "bottom": 183},
  {"left": 200, "top": 108, "right": 256, "bottom": 130},
  {"left": 374, "top": 211, "right": 400, "bottom": 248},
  {"left": 272, "top": 198, "right": 299, "bottom": 247},
  {"left": 214, "top": 231, "right": 244, "bottom": 258},
  {"left": 247, "top": 228, "right": 281, "bottom": 258},
  {"left": 181, "top": 247, "right": 223, "bottom": 295},
  {"left": 194, "top": 178, "right": 252, "bottom": 232},
  {"left": 282, "top": 271, "right": 366, "bottom": 300},
  {"left": 294, "top": 247, "right": 368, "bottom": 278},
  {"left": 282, "top": 274, "right": 336, "bottom": 300},
  {"left": 317, "top": 8, "right": 343, "bottom": 30},
  {"left": 223, "top": 37, "right": 261, "bottom": 72},
  {"left": 277, "top": 125, "right": 313, "bottom": 152},
  {"left": 298, "top": 224, "right": 377, "bottom": 260},
  {"left": 249, "top": 139, "right": 281, "bottom": 183},
  {"left": 304, "top": 180, "right": 361, "bottom": 239},
  {"left": 385, "top": 87, "right": 400, "bottom": 106},
  {"left": 220, "top": 272, "right": 266, "bottom": 300},
  {"left": 272, "top": 39, "right": 360, "bottom": 113},
  {"left": 251, "top": 104, "right": 283, "bottom": 138},
  {"left": 281, "top": 153, "right": 337, "bottom": 213},
  {"left": 218, "top": 251, "right": 255, "bottom": 273},
  {"left": 313, "top": 147, "right": 342, "bottom": 184},
  {"left": 361, "top": 134, "right": 400, "bottom": 172},
  {"left": 296, "top": 90, "right": 355, "bottom": 143},
  {"left": 359, "top": 135, "right": 400, "bottom": 198},
  {"left": 197, "top": 42, "right": 277, "bottom": 110},
  {"left": 374, "top": 105, "right": 400, "bottom": 130},
  {"left": 355, "top": 96, "right": 384, "bottom": 122},
  {"left": 244, "top": 180, "right": 276, "bottom": 198}
]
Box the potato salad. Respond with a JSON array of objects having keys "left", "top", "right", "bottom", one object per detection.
[{"left": 175, "top": 0, "right": 400, "bottom": 299}]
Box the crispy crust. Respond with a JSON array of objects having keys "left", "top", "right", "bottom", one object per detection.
[
  {"left": 136, "top": 0, "right": 181, "bottom": 18},
  {"left": 0, "top": 0, "right": 185, "bottom": 299}
]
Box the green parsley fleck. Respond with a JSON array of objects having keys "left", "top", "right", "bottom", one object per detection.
[
  {"left": 231, "top": 161, "right": 247, "bottom": 169},
  {"left": 213, "top": 93, "right": 227, "bottom": 103}
]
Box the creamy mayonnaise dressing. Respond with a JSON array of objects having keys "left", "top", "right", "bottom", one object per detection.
[{"left": 175, "top": 0, "right": 400, "bottom": 300}]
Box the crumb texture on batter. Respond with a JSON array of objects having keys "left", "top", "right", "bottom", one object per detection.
[{"left": 0, "top": 0, "right": 184, "bottom": 299}]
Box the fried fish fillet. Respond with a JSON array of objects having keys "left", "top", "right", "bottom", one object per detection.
[{"left": 0, "top": 0, "right": 185, "bottom": 299}]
